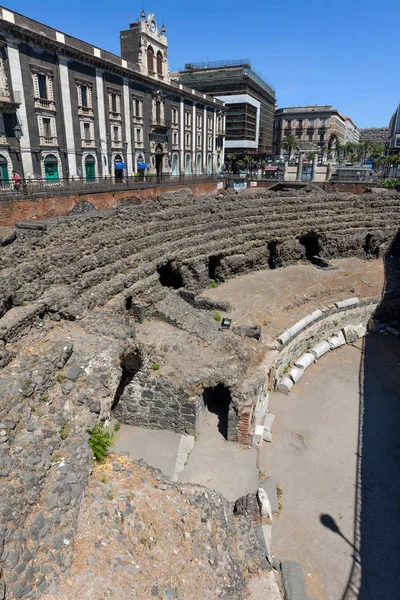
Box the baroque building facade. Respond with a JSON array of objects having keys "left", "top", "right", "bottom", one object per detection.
[
  {"left": 0, "top": 7, "right": 225, "bottom": 182},
  {"left": 274, "top": 105, "right": 347, "bottom": 157}
]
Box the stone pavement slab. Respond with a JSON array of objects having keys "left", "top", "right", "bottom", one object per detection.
[
  {"left": 179, "top": 410, "right": 259, "bottom": 502},
  {"left": 113, "top": 424, "right": 182, "bottom": 479}
]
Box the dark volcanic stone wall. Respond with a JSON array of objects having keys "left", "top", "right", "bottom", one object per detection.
[{"left": 1, "top": 187, "right": 399, "bottom": 322}]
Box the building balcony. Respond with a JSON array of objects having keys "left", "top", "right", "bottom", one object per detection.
[
  {"left": 35, "top": 98, "right": 56, "bottom": 111},
  {"left": 78, "top": 105, "right": 94, "bottom": 117},
  {"left": 40, "top": 136, "right": 58, "bottom": 146},
  {"left": 81, "top": 139, "right": 96, "bottom": 148},
  {"left": 150, "top": 118, "right": 171, "bottom": 132},
  {"left": 133, "top": 115, "right": 144, "bottom": 123},
  {"left": 216, "top": 128, "right": 225, "bottom": 137},
  {"left": 109, "top": 110, "right": 122, "bottom": 121},
  {"left": 111, "top": 139, "right": 123, "bottom": 148}
]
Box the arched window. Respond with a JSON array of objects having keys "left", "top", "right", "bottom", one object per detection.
[
  {"left": 172, "top": 154, "right": 178, "bottom": 176},
  {"left": 185, "top": 154, "right": 191, "bottom": 176},
  {"left": 147, "top": 46, "right": 154, "bottom": 74},
  {"left": 156, "top": 51, "right": 163, "bottom": 76},
  {"left": 85, "top": 155, "right": 96, "bottom": 181},
  {"left": 0, "top": 154, "right": 9, "bottom": 184},
  {"left": 196, "top": 154, "right": 202, "bottom": 175},
  {"left": 44, "top": 154, "right": 59, "bottom": 181}
]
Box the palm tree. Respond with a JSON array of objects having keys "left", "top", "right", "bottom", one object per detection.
[
  {"left": 369, "top": 143, "right": 384, "bottom": 158},
  {"left": 226, "top": 153, "right": 236, "bottom": 174},
  {"left": 281, "top": 134, "right": 298, "bottom": 161}
]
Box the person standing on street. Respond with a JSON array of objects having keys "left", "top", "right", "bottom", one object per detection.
[{"left": 12, "top": 170, "right": 21, "bottom": 192}]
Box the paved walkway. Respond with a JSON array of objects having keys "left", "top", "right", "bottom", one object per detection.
[
  {"left": 114, "top": 412, "right": 259, "bottom": 503},
  {"left": 264, "top": 336, "right": 400, "bottom": 600},
  {"left": 179, "top": 410, "right": 259, "bottom": 502},
  {"left": 113, "top": 425, "right": 183, "bottom": 479}
]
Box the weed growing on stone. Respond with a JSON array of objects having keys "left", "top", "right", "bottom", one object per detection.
[
  {"left": 52, "top": 453, "right": 62, "bottom": 464},
  {"left": 60, "top": 423, "right": 71, "bottom": 440},
  {"left": 55, "top": 371, "right": 65, "bottom": 383},
  {"left": 213, "top": 312, "right": 222, "bottom": 322},
  {"left": 100, "top": 474, "right": 107, "bottom": 484},
  {"left": 209, "top": 281, "right": 217, "bottom": 288},
  {"left": 88, "top": 423, "right": 115, "bottom": 462},
  {"left": 114, "top": 422, "right": 121, "bottom": 431},
  {"left": 283, "top": 363, "right": 291, "bottom": 375},
  {"left": 277, "top": 484, "right": 283, "bottom": 512},
  {"left": 152, "top": 363, "right": 160, "bottom": 371},
  {"left": 39, "top": 392, "right": 49, "bottom": 402},
  {"left": 258, "top": 468, "right": 266, "bottom": 481},
  {"left": 107, "top": 489, "right": 114, "bottom": 500}
]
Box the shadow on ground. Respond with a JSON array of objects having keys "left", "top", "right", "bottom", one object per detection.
[{"left": 322, "top": 230, "right": 400, "bottom": 599}]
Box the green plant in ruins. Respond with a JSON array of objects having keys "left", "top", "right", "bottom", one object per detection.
[
  {"left": 281, "top": 134, "right": 298, "bottom": 160},
  {"left": 87, "top": 423, "right": 114, "bottom": 462}
]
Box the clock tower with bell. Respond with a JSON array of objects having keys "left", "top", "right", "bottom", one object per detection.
[{"left": 120, "top": 11, "right": 170, "bottom": 84}]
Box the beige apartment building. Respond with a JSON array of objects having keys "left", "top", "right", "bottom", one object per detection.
[{"left": 274, "top": 105, "right": 346, "bottom": 156}]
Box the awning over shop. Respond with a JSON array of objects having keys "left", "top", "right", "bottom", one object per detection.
[
  {"left": 137, "top": 162, "right": 147, "bottom": 169},
  {"left": 114, "top": 162, "right": 126, "bottom": 169}
]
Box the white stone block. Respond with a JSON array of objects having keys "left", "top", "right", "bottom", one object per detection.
[
  {"left": 328, "top": 331, "right": 346, "bottom": 350},
  {"left": 264, "top": 413, "right": 275, "bottom": 432},
  {"left": 310, "top": 340, "right": 330, "bottom": 359},
  {"left": 334, "top": 297, "right": 359, "bottom": 309},
  {"left": 294, "top": 353, "right": 315, "bottom": 370},
  {"left": 253, "top": 424, "right": 264, "bottom": 448},
  {"left": 287, "top": 320, "right": 306, "bottom": 337},
  {"left": 262, "top": 524, "right": 273, "bottom": 554},
  {"left": 277, "top": 377, "right": 293, "bottom": 394},
  {"left": 288, "top": 366, "right": 304, "bottom": 384},
  {"left": 257, "top": 488, "right": 273, "bottom": 520},
  {"left": 342, "top": 325, "right": 358, "bottom": 343},
  {"left": 263, "top": 429, "right": 273, "bottom": 443},
  {"left": 303, "top": 309, "right": 323, "bottom": 325},
  {"left": 355, "top": 324, "right": 367, "bottom": 338},
  {"left": 277, "top": 330, "right": 291, "bottom": 345}
]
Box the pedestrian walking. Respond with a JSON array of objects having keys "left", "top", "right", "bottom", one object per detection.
[{"left": 12, "top": 170, "right": 21, "bottom": 192}]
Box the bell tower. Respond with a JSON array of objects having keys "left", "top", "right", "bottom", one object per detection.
[{"left": 120, "top": 11, "right": 170, "bottom": 83}]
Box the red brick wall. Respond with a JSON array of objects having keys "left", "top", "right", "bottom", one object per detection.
[
  {"left": 0, "top": 181, "right": 221, "bottom": 227},
  {"left": 237, "top": 405, "right": 253, "bottom": 444}
]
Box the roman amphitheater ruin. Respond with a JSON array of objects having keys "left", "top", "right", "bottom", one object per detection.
[{"left": 0, "top": 184, "right": 399, "bottom": 599}]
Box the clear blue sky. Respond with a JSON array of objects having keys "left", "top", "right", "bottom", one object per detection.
[{"left": 7, "top": 0, "right": 399, "bottom": 128}]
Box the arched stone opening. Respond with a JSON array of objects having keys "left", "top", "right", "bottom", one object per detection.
[
  {"left": 299, "top": 232, "right": 321, "bottom": 261},
  {"left": 156, "top": 51, "right": 163, "bottom": 76},
  {"left": 268, "top": 240, "right": 280, "bottom": 269},
  {"left": 363, "top": 233, "right": 380, "bottom": 259},
  {"left": 157, "top": 260, "right": 184, "bottom": 289},
  {"left": 208, "top": 255, "right": 223, "bottom": 282},
  {"left": 147, "top": 46, "right": 154, "bottom": 74},
  {"left": 112, "top": 351, "right": 143, "bottom": 412},
  {"left": 202, "top": 384, "right": 232, "bottom": 439}
]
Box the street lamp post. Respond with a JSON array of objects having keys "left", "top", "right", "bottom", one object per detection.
[
  {"left": 14, "top": 124, "right": 24, "bottom": 182},
  {"left": 123, "top": 141, "right": 128, "bottom": 181}
]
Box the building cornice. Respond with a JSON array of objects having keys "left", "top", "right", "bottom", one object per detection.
[{"left": 0, "top": 8, "right": 224, "bottom": 110}]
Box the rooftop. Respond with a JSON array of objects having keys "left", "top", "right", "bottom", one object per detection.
[{"left": 177, "top": 58, "right": 275, "bottom": 98}]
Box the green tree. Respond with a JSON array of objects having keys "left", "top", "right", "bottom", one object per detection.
[
  {"left": 281, "top": 134, "right": 298, "bottom": 160},
  {"left": 226, "top": 153, "right": 236, "bottom": 174},
  {"left": 369, "top": 143, "right": 384, "bottom": 158}
]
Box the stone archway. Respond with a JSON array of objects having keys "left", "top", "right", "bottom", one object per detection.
[{"left": 202, "top": 384, "right": 232, "bottom": 439}]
